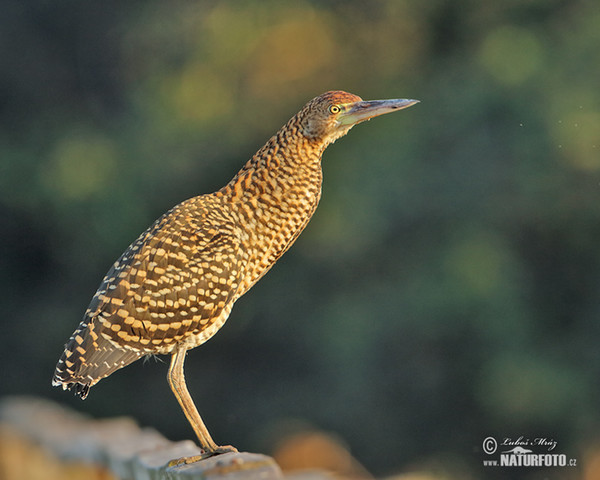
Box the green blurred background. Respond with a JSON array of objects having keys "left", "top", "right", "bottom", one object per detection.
[{"left": 1, "top": 0, "right": 599, "bottom": 478}]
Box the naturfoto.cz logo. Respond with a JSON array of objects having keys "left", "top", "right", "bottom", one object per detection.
[{"left": 482, "top": 436, "right": 577, "bottom": 468}]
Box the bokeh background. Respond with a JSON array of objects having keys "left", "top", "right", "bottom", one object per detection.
[{"left": 1, "top": 1, "right": 599, "bottom": 479}]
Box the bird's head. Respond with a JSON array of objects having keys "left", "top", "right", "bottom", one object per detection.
[{"left": 299, "top": 90, "right": 419, "bottom": 145}]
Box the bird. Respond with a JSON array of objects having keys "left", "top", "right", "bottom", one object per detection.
[{"left": 53, "top": 90, "right": 418, "bottom": 458}]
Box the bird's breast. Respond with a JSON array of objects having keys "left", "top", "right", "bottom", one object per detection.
[{"left": 231, "top": 171, "right": 322, "bottom": 294}]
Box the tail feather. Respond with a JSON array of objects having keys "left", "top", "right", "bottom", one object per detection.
[{"left": 52, "top": 318, "right": 142, "bottom": 399}]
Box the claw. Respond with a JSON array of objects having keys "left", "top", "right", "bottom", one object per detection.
[{"left": 167, "top": 445, "right": 238, "bottom": 467}]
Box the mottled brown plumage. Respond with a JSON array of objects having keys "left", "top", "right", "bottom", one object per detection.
[{"left": 53, "top": 90, "right": 418, "bottom": 456}]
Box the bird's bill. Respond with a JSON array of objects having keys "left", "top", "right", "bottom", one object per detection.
[{"left": 337, "top": 98, "right": 419, "bottom": 126}]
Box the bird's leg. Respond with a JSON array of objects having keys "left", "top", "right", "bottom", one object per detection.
[{"left": 167, "top": 345, "right": 237, "bottom": 464}]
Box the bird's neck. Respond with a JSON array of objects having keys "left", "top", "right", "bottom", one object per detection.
[
  {"left": 219, "top": 126, "right": 326, "bottom": 208},
  {"left": 217, "top": 125, "right": 326, "bottom": 292}
]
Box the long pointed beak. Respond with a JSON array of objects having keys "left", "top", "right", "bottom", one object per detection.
[{"left": 338, "top": 98, "right": 419, "bottom": 126}]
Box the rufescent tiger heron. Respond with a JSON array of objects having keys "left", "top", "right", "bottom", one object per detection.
[{"left": 53, "top": 90, "right": 419, "bottom": 459}]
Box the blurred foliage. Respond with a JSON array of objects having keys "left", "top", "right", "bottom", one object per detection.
[{"left": 1, "top": 0, "right": 599, "bottom": 478}]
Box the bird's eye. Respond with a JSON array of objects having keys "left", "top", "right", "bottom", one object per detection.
[{"left": 329, "top": 105, "right": 341, "bottom": 114}]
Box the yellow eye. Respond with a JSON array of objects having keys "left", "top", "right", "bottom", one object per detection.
[{"left": 329, "top": 105, "right": 341, "bottom": 114}]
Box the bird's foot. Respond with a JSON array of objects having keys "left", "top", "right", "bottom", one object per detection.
[{"left": 168, "top": 445, "right": 238, "bottom": 467}]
